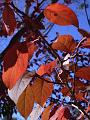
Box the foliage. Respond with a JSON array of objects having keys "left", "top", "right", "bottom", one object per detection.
[{"left": 0, "top": 0, "right": 90, "bottom": 120}]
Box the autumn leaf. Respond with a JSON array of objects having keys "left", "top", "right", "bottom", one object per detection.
[
  {"left": 2, "top": 41, "right": 36, "bottom": 89},
  {"left": 2, "top": 42, "right": 29, "bottom": 89},
  {"left": 78, "top": 28, "right": 90, "bottom": 37},
  {"left": 36, "top": 60, "right": 57, "bottom": 76},
  {"left": 61, "top": 86, "right": 70, "bottom": 96},
  {"left": 8, "top": 71, "right": 35, "bottom": 104},
  {"left": 52, "top": 35, "right": 76, "bottom": 53},
  {"left": 76, "top": 67, "right": 90, "bottom": 80},
  {"left": 75, "top": 92, "right": 88, "bottom": 102},
  {"left": 71, "top": 79, "right": 86, "bottom": 91},
  {"left": 81, "top": 38, "right": 90, "bottom": 48},
  {"left": 49, "top": 106, "right": 71, "bottom": 120},
  {"left": 44, "top": 3, "right": 79, "bottom": 27},
  {"left": 27, "top": 41, "right": 37, "bottom": 59},
  {"left": 42, "top": 104, "right": 53, "bottom": 120},
  {"left": 32, "top": 78, "right": 53, "bottom": 106},
  {"left": 17, "top": 85, "right": 34, "bottom": 118},
  {"left": 3, "top": 5, "right": 17, "bottom": 35}
]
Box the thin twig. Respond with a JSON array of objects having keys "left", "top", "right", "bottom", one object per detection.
[{"left": 35, "top": 73, "right": 65, "bottom": 85}]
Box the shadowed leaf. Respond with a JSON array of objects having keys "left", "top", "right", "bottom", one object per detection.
[{"left": 3, "top": 5, "right": 16, "bottom": 35}]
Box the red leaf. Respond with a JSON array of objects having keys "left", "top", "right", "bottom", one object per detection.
[
  {"left": 3, "top": 5, "right": 17, "bottom": 35},
  {"left": 78, "top": 28, "right": 90, "bottom": 38},
  {"left": 52, "top": 35, "right": 76, "bottom": 53},
  {"left": 37, "top": 60, "right": 57, "bottom": 76},
  {"left": 61, "top": 87, "right": 70, "bottom": 96},
  {"left": 44, "top": 3, "right": 79, "bottom": 27},
  {"left": 2, "top": 42, "right": 29, "bottom": 89},
  {"left": 76, "top": 67, "right": 90, "bottom": 80},
  {"left": 75, "top": 92, "right": 88, "bottom": 102},
  {"left": 81, "top": 38, "right": 90, "bottom": 48},
  {"left": 49, "top": 106, "right": 71, "bottom": 120}
]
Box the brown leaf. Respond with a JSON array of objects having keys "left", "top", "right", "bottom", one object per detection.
[
  {"left": 3, "top": 5, "right": 17, "bottom": 35},
  {"left": 32, "top": 78, "right": 53, "bottom": 106},
  {"left": 78, "top": 28, "right": 90, "bottom": 38},
  {"left": 61, "top": 86, "right": 70, "bottom": 96},
  {"left": 49, "top": 106, "right": 71, "bottom": 120},
  {"left": 75, "top": 92, "right": 88, "bottom": 102},
  {"left": 2, "top": 42, "right": 28, "bottom": 89},
  {"left": 71, "top": 79, "right": 86, "bottom": 91},
  {"left": 17, "top": 85, "right": 34, "bottom": 118},
  {"left": 42, "top": 104, "right": 53, "bottom": 120},
  {"left": 76, "top": 67, "right": 90, "bottom": 80},
  {"left": 44, "top": 3, "right": 79, "bottom": 27},
  {"left": 81, "top": 38, "right": 90, "bottom": 48},
  {"left": 27, "top": 42, "right": 37, "bottom": 59},
  {"left": 37, "top": 60, "right": 57, "bottom": 76},
  {"left": 52, "top": 35, "right": 76, "bottom": 53}
]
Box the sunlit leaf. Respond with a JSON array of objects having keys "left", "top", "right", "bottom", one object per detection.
[
  {"left": 2, "top": 42, "right": 28, "bottom": 89},
  {"left": 76, "top": 67, "right": 90, "bottom": 80},
  {"left": 44, "top": 3, "right": 79, "bottom": 27},
  {"left": 37, "top": 60, "right": 57, "bottom": 76},
  {"left": 8, "top": 71, "right": 35, "bottom": 104},
  {"left": 42, "top": 104, "right": 53, "bottom": 120},
  {"left": 52, "top": 35, "right": 76, "bottom": 53},
  {"left": 32, "top": 78, "right": 53, "bottom": 106},
  {"left": 17, "top": 85, "right": 34, "bottom": 118},
  {"left": 49, "top": 106, "right": 71, "bottom": 120}
]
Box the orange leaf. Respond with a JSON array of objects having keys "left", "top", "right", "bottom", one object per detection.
[
  {"left": 2, "top": 42, "right": 28, "bottom": 89},
  {"left": 17, "top": 85, "right": 34, "bottom": 118},
  {"left": 71, "top": 79, "right": 86, "bottom": 91},
  {"left": 75, "top": 93, "right": 88, "bottom": 102},
  {"left": 81, "top": 38, "right": 90, "bottom": 48},
  {"left": 27, "top": 42, "right": 37, "bottom": 59},
  {"left": 42, "top": 104, "right": 53, "bottom": 120},
  {"left": 32, "top": 78, "right": 53, "bottom": 106},
  {"left": 61, "top": 86, "right": 70, "bottom": 96},
  {"left": 37, "top": 60, "right": 57, "bottom": 76},
  {"left": 44, "top": 3, "right": 79, "bottom": 27},
  {"left": 76, "top": 67, "right": 90, "bottom": 80},
  {"left": 3, "top": 5, "right": 17, "bottom": 35},
  {"left": 52, "top": 35, "right": 76, "bottom": 53},
  {"left": 49, "top": 106, "right": 71, "bottom": 120},
  {"left": 8, "top": 71, "right": 35, "bottom": 104}
]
